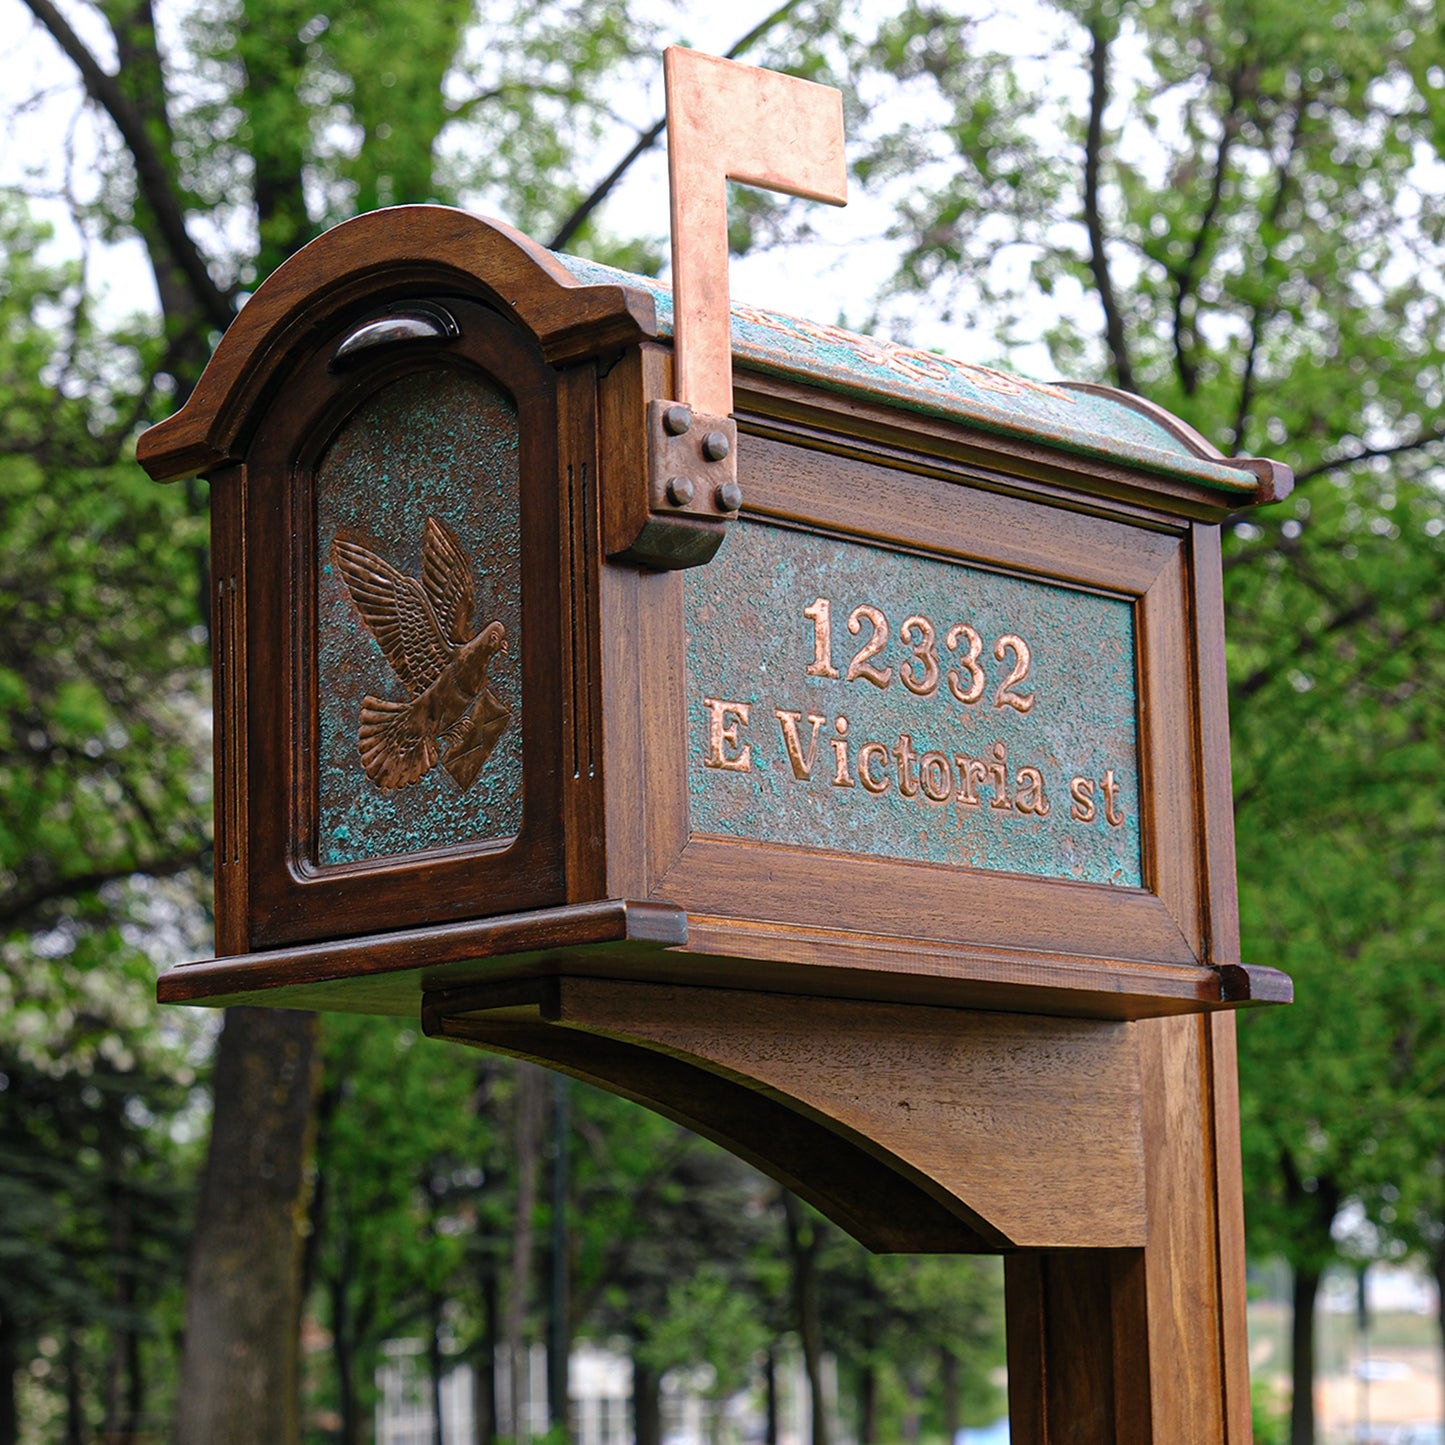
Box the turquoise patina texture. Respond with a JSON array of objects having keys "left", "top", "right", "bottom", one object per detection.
[
  {"left": 315, "top": 367, "right": 523, "bottom": 866},
  {"left": 556, "top": 254, "right": 1258, "bottom": 500},
  {"left": 685, "top": 521, "right": 1143, "bottom": 887}
]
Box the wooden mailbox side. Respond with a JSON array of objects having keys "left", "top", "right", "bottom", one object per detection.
[{"left": 594, "top": 355, "right": 1283, "bottom": 1020}]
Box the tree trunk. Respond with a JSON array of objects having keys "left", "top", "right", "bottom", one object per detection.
[
  {"left": 764, "top": 1346, "right": 779, "bottom": 1445},
  {"left": 430, "top": 1294, "right": 447, "bottom": 1445},
  {"left": 900, "top": 1374, "right": 923, "bottom": 1445},
  {"left": 64, "top": 1325, "right": 84, "bottom": 1445},
  {"left": 632, "top": 1357, "right": 661, "bottom": 1445},
  {"left": 547, "top": 1074, "right": 570, "bottom": 1441},
  {"left": 102, "top": 1182, "right": 138, "bottom": 1444},
  {"left": 1433, "top": 1244, "right": 1445, "bottom": 1432},
  {"left": 175, "top": 1008, "right": 318, "bottom": 1445},
  {"left": 506, "top": 1065, "right": 546, "bottom": 1440},
  {"left": 941, "top": 1352, "right": 960, "bottom": 1442},
  {"left": 475, "top": 1257, "right": 500, "bottom": 1445},
  {"left": 1290, "top": 1263, "right": 1322, "bottom": 1445},
  {"left": 856, "top": 1362, "right": 877, "bottom": 1445},
  {"left": 781, "top": 1192, "right": 829, "bottom": 1445},
  {"left": 0, "top": 1310, "right": 17, "bottom": 1445},
  {"left": 331, "top": 1264, "right": 359, "bottom": 1445}
]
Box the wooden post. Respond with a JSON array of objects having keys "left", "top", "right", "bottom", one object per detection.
[{"left": 1005, "top": 1014, "right": 1251, "bottom": 1442}]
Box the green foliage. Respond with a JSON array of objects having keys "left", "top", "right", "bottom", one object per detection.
[
  {"left": 0, "top": 206, "right": 209, "bottom": 928},
  {"left": 10, "top": 0, "right": 1445, "bottom": 1437},
  {"left": 571, "top": 1089, "right": 771, "bottom": 1362},
  {"left": 819, "top": 1243, "right": 1007, "bottom": 1435},
  {"left": 0, "top": 194, "right": 211, "bottom": 1436},
  {"left": 1252, "top": 1376, "right": 1290, "bottom": 1445},
  {"left": 309, "top": 1017, "right": 498, "bottom": 1432}
]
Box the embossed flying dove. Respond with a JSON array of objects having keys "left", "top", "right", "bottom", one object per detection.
[{"left": 330, "top": 517, "right": 510, "bottom": 792}]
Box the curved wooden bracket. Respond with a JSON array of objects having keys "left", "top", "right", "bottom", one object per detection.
[
  {"left": 421, "top": 976, "right": 1147, "bottom": 1253},
  {"left": 136, "top": 205, "right": 659, "bottom": 483}
]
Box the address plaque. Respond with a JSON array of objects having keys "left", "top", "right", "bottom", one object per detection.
[{"left": 687, "top": 520, "right": 1141, "bottom": 888}]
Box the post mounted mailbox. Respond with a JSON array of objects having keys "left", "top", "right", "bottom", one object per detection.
[{"left": 137, "top": 203, "right": 1291, "bottom": 1021}]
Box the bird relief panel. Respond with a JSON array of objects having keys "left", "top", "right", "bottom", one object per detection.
[{"left": 315, "top": 366, "right": 524, "bottom": 866}]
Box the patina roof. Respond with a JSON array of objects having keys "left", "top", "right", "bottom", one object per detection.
[{"left": 558, "top": 253, "right": 1287, "bottom": 502}]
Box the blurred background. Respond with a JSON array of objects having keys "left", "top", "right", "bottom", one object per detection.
[{"left": 2, "top": 0, "right": 1444, "bottom": 1441}]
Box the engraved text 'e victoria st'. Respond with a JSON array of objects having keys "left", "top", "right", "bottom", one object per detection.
[{"left": 685, "top": 521, "right": 1145, "bottom": 887}]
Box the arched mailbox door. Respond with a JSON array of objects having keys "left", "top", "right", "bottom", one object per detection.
[{"left": 233, "top": 296, "right": 569, "bottom": 946}]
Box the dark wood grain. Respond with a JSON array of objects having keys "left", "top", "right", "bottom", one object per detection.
[
  {"left": 426, "top": 1010, "right": 993, "bottom": 1254},
  {"left": 208, "top": 463, "right": 249, "bottom": 957},
  {"left": 1003, "top": 1012, "right": 1255, "bottom": 1440},
  {"left": 427, "top": 977, "right": 1147, "bottom": 1251},
  {"left": 557, "top": 362, "right": 608, "bottom": 903},
  {"left": 152, "top": 901, "right": 1289, "bottom": 1018},
  {"left": 239, "top": 298, "right": 569, "bottom": 949},
  {"left": 738, "top": 432, "right": 1180, "bottom": 594},
  {"left": 732, "top": 372, "right": 1259, "bottom": 524}
]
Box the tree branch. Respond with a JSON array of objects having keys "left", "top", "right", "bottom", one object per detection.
[
  {"left": 547, "top": 0, "right": 808, "bottom": 252},
  {"left": 19, "top": 0, "right": 237, "bottom": 332},
  {"left": 1082, "top": 18, "right": 1134, "bottom": 393},
  {"left": 1230, "top": 97, "right": 1303, "bottom": 451},
  {"left": 1172, "top": 66, "right": 1246, "bottom": 397},
  {"left": 1232, "top": 595, "right": 1378, "bottom": 702},
  {"left": 0, "top": 845, "right": 211, "bottom": 932},
  {"left": 1292, "top": 424, "right": 1445, "bottom": 487}
]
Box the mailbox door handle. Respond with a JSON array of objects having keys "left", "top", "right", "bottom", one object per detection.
[{"left": 330, "top": 302, "right": 460, "bottom": 370}]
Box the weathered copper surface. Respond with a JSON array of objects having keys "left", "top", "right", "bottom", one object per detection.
[
  {"left": 331, "top": 517, "right": 509, "bottom": 791},
  {"left": 664, "top": 47, "right": 848, "bottom": 418},
  {"left": 685, "top": 520, "right": 1142, "bottom": 886},
  {"left": 316, "top": 368, "right": 523, "bottom": 866},
  {"left": 557, "top": 254, "right": 1265, "bottom": 498}
]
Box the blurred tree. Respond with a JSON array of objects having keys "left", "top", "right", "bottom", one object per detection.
[
  {"left": 569, "top": 1093, "right": 771, "bottom": 1445},
  {"left": 865, "top": 3, "right": 1445, "bottom": 1439},
  {"left": 3, "top": 0, "right": 843, "bottom": 1435},
  {"left": 308, "top": 1016, "right": 498, "bottom": 1445},
  {"left": 8, "top": 0, "right": 1445, "bottom": 1442},
  {"left": 0, "top": 200, "right": 211, "bottom": 1445}
]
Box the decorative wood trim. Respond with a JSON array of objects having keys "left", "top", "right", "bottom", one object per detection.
[
  {"left": 733, "top": 373, "right": 1268, "bottom": 524},
  {"left": 1191, "top": 524, "right": 1243, "bottom": 968},
  {"left": 1057, "top": 381, "right": 1294, "bottom": 504},
  {"left": 209, "top": 464, "right": 249, "bottom": 957},
  {"left": 1137, "top": 545, "right": 1203, "bottom": 956},
  {"left": 557, "top": 363, "right": 608, "bottom": 902},
  {"left": 136, "top": 207, "right": 658, "bottom": 483},
  {"left": 655, "top": 836, "right": 1196, "bottom": 966},
  {"left": 239, "top": 299, "right": 570, "bottom": 947},
  {"left": 156, "top": 899, "right": 687, "bottom": 1010},
  {"left": 738, "top": 433, "right": 1180, "bottom": 592}
]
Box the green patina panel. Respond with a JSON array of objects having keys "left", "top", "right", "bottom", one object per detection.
[
  {"left": 315, "top": 367, "right": 523, "bottom": 866},
  {"left": 685, "top": 521, "right": 1143, "bottom": 887}
]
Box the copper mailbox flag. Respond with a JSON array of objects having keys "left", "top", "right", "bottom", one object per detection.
[{"left": 137, "top": 200, "right": 1290, "bottom": 1021}]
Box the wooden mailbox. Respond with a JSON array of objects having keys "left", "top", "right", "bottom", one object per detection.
[
  {"left": 138, "top": 204, "right": 1290, "bottom": 1025},
  {"left": 140, "top": 174, "right": 1290, "bottom": 1438}
]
